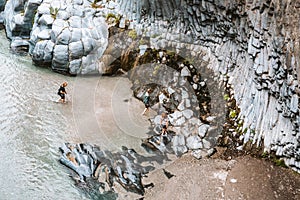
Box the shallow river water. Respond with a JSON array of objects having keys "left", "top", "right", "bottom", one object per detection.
[
  {"left": 0, "top": 30, "right": 151, "bottom": 199},
  {"left": 0, "top": 31, "right": 89, "bottom": 199}
]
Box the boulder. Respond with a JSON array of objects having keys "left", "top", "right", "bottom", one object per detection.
[
  {"left": 186, "top": 135, "right": 203, "bottom": 150},
  {"left": 198, "top": 124, "right": 210, "bottom": 138}
]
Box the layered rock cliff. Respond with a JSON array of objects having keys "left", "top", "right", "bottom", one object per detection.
[
  {"left": 0, "top": 0, "right": 299, "bottom": 172},
  {"left": 113, "top": 0, "right": 300, "bottom": 172}
]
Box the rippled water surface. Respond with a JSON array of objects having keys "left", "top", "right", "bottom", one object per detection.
[{"left": 0, "top": 31, "right": 91, "bottom": 200}]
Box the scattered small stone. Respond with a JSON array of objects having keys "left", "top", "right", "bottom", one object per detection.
[{"left": 230, "top": 178, "right": 237, "bottom": 183}]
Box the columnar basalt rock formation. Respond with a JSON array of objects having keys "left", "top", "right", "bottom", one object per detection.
[
  {"left": 0, "top": 0, "right": 299, "bottom": 172},
  {"left": 1, "top": 0, "right": 109, "bottom": 74},
  {"left": 112, "top": 0, "right": 300, "bottom": 173}
]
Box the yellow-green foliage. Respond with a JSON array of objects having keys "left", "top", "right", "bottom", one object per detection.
[
  {"left": 139, "top": 39, "right": 148, "bottom": 45},
  {"left": 229, "top": 109, "right": 237, "bottom": 118},
  {"left": 128, "top": 30, "right": 137, "bottom": 39},
  {"left": 105, "top": 13, "right": 121, "bottom": 25},
  {"left": 261, "top": 153, "right": 287, "bottom": 168},
  {"left": 273, "top": 158, "right": 287, "bottom": 167},
  {"left": 153, "top": 65, "right": 160, "bottom": 75},
  {"left": 106, "top": 13, "right": 116, "bottom": 20},
  {"left": 223, "top": 94, "right": 230, "bottom": 101},
  {"left": 50, "top": 7, "right": 58, "bottom": 19}
]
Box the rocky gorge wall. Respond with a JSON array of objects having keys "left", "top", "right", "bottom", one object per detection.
[
  {"left": 0, "top": 0, "right": 299, "bottom": 173},
  {"left": 109, "top": 0, "right": 300, "bottom": 172}
]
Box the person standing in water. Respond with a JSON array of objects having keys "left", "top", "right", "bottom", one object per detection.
[
  {"left": 142, "top": 88, "right": 152, "bottom": 115},
  {"left": 58, "top": 82, "right": 68, "bottom": 103}
]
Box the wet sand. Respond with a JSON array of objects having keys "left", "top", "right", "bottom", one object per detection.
[{"left": 70, "top": 75, "right": 156, "bottom": 153}]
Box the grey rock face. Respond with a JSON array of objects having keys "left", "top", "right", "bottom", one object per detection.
[
  {"left": 113, "top": 0, "right": 300, "bottom": 172},
  {"left": 0, "top": 0, "right": 6, "bottom": 11},
  {"left": 2, "top": 0, "right": 108, "bottom": 74}
]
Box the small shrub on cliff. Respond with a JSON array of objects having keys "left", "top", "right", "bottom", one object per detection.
[
  {"left": 50, "top": 7, "right": 58, "bottom": 19},
  {"left": 105, "top": 13, "right": 121, "bottom": 26},
  {"left": 229, "top": 109, "right": 237, "bottom": 118},
  {"left": 139, "top": 39, "right": 148, "bottom": 45},
  {"left": 106, "top": 13, "right": 116, "bottom": 20},
  {"left": 273, "top": 158, "right": 287, "bottom": 168},
  {"left": 261, "top": 153, "right": 287, "bottom": 168},
  {"left": 223, "top": 94, "right": 230, "bottom": 101},
  {"left": 128, "top": 30, "right": 137, "bottom": 39}
]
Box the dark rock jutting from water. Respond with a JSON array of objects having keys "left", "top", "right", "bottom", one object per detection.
[{"left": 59, "top": 143, "right": 169, "bottom": 198}]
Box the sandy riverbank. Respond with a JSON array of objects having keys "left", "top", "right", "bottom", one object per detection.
[
  {"left": 69, "top": 76, "right": 156, "bottom": 153},
  {"left": 67, "top": 75, "right": 300, "bottom": 200}
]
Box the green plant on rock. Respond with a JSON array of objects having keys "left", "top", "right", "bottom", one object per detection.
[
  {"left": 106, "top": 13, "right": 116, "bottom": 20},
  {"left": 273, "top": 158, "right": 287, "bottom": 168},
  {"left": 261, "top": 152, "right": 269, "bottom": 158},
  {"left": 261, "top": 152, "right": 287, "bottom": 168},
  {"left": 166, "top": 50, "right": 176, "bottom": 61},
  {"left": 105, "top": 13, "right": 121, "bottom": 26},
  {"left": 185, "top": 57, "right": 196, "bottom": 65},
  {"left": 114, "top": 15, "right": 121, "bottom": 25},
  {"left": 250, "top": 129, "right": 256, "bottom": 135},
  {"left": 229, "top": 109, "right": 237, "bottom": 118},
  {"left": 235, "top": 119, "right": 245, "bottom": 135},
  {"left": 128, "top": 30, "right": 137, "bottom": 39},
  {"left": 151, "top": 33, "right": 160, "bottom": 38},
  {"left": 153, "top": 65, "right": 160, "bottom": 75},
  {"left": 50, "top": 7, "right": 58, "bottom": 19},
  {"left": 223, "top": 94, "right": 230, "bottom": 101},
  {"left": 139, "top": 39, "right": 148, "bottom": 45}
]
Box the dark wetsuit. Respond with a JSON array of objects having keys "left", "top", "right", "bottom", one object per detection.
[
  {"left": 58, "top": 86, "right": 66, "bottom": 100},
  {"left": 143, "top": 93, "right": 150, "bottom": 108}
]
